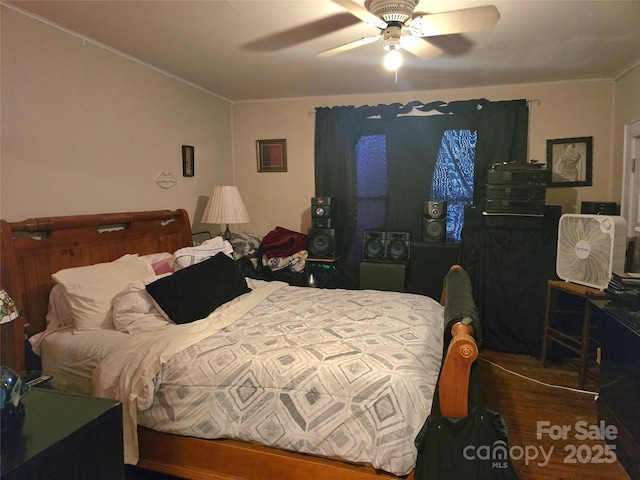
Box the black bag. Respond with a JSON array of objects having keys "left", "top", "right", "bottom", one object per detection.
[{"left": 414, "top": 364, "right": 517, "bottom": 480}]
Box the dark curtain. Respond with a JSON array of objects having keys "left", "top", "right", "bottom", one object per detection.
[
  {"left": 314, "top": 98, "right": 529, "bottom": 283},
  {"left": 314, "top": 106, "right": 366, "bottom": 277},
  {"left": 386, "top": 115, "right": 470, "bottom": 240},
  {"left": 460, "top": 225, "right": 559, "bottom": 356}
]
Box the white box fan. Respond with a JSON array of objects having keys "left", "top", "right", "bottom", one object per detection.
[{"left": 556, "top": 214, "right": 628, "bottom": 290}]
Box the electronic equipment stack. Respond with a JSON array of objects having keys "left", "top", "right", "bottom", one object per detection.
[
  {"left": 307, "top": 197, "right": 336, "bottom": 259},
  {"left": 307, "top": 197, "right": 344, "bottom": 288},
  {"left": 480, "top": 162, "right": 547, "bottom": 228}
]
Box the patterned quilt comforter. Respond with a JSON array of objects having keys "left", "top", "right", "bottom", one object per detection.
[{"left": 98, "top": 282, "right": 444, "bottom": 476}]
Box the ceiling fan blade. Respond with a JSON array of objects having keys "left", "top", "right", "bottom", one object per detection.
[
  {"left": 331, "top": 0, "right": 387, "bottom": 29},
  {"left": 423, "top": 34, "right": 473, "bottom": 56},
  {"left": 317, "top": 34, "right": 381, "bottom": 57},
  {"left": 241, "top": 13, "right": 360, "bottom": 51},
  {"left": 410, "top": 5, "right": 500, "bottom": 37},
  {"left": 399, "top": 34, "right": 442, "bottom": 60}
]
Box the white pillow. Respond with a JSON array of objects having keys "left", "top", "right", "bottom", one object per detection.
[
  {"left": 46, "top": 284, "right": 74, "bottom": 329},
  {"left": 112, "top": 275, "right": 173, "bottom": 334},
  {"left": 52, "top": 254, "right": 155, "bottom": 334}
]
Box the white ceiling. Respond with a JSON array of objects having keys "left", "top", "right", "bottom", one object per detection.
[{"left": 6, "top": 0, "right": 640, "bottom": 102}]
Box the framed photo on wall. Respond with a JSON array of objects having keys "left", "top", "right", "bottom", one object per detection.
[
  {"left": 182, "top": 145, "right": 195, "bottom": 177},
  {"left": 547, "top": 137, "right": 593, "bottom": 187},
  {"left": 256, "top": 139, "right": 287, "bottom": 172}
]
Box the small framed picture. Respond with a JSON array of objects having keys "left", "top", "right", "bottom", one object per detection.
[
  {"left": 256, "top": 139, "right": 287, "bottom": 172},
  {"left": 547, "top": 137, "right": 593, "bottom": 187},
  {"left": 182, "top": 145, "right": 195, "bottom": 177},
  {"left": 192, "top": 231, "right": 212, "bottom": 246}
]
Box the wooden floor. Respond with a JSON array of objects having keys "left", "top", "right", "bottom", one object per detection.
[{"left": 478, "top": 349, "right": 630, "bottom": 480}]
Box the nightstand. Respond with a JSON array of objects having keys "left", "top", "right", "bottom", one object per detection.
[{"left": 1, "top": 388, "right": 124, "bottom": 480}]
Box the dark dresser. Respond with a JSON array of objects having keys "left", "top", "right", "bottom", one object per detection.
[
  {"left": 1, "top": 388, "right": 124, "bottom": 480},
  {"left": 590, "top": 297, "right": 640, "bottom": 479}
]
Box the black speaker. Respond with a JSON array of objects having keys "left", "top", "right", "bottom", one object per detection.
[
  {"left": 385, "top": 232, "right": 411, "bottom": 263},
  {"left": 312, "top": 218, "right": 332, "bottom": 228},
  {"left": 423, "top": 200, "right": 447, "bottom": 243},
  {"left": 581, "top": 201, "right": 618, "bottom": 215},
  {"left": 307, "top": 228, "right": 336, "bottom": 259},
  {"left": 312, "top": 197, "right": 332, "bottom": 219},
  {"left": 363, "top": 231, "right": 386, "bottom": 262}
]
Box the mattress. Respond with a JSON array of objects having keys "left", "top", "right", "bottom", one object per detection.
[
  {"left": 38, "top": 281, "right": 444, "bottom": 476},
  {"left": 32, "top": 328, "right": 133, "bottom": 395}
]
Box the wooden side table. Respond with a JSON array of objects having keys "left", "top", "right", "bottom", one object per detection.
[{"left": 540, "top": 279, "right": 606, "bottom": 389}]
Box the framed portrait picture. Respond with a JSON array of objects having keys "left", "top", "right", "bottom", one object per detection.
[
  {"left": 192, "top": 231, "right": 212, "bottom": 246},
  {"left": 182, "top": 145, "right": 195, "bottom": 177},
  {"left": 256, "top": 139, "right": 287, "bottom": 172},
  {"left": 547, "top": 137, "right": 593, "bottom": 187}
]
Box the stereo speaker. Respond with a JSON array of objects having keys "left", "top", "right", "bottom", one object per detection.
[
  {"left": 312, "top": 218, "right": 332, "bottom": 228},
  {"left": 360, "top": 262, "right": 406, "bottom": 292},
  {"left": 307, "top": 228, "right": 336, "bottom": 259},
  {"left": 423, "top": 200, "right": 447, "bottom": 243},
  {"left": 581, "top": 201, "right": 618, "bottom": 215},
  {"left": 312, "top": 197, "right": 332, "bottom": 219},
  {"left": 363, "top": 231, "right": 386, "bottom": 262},
  {"left": 385, "top": 232, "right": 411, "bottom": 263}
]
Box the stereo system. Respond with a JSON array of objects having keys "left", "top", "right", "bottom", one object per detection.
[
  {"left": 308, "top": 197, "right": 337, "bottom": 259},
  {"left": 485, "top": 162, "right": 547, "bottom": 215},
  {"left": 362, "top": 231, "right": 410, "bottom": 264},
  {"left": 423, "top": 200, "right": 447, "bottom": 243}
]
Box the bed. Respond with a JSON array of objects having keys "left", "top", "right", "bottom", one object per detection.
[{"left": 0, "top": 209, "right": 480, "bottom": 480}]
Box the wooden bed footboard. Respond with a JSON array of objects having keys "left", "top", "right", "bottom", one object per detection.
[{"left": 0, "top": 210, "right": 480, "bottom": 480}]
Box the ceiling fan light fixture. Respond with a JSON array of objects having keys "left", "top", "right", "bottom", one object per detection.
[
  {"left": 383, "top": 48, "right": 403, "bottom": 71},
  {"left": 382, "top": 24, "right": 402, "bottom": 51},
  {"left": 365, "top": 0, "right": 419, "bottom": 24}
]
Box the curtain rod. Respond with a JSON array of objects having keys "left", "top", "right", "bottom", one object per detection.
[{"left": 309, "top": 98, "right": 542, "bottom": 115}]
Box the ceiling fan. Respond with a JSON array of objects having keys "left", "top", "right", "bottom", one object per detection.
[{"left": 322, "top": 0, "right": 500, "bottom": 69}]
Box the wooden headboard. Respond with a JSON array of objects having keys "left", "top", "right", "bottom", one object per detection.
[{"left": 0, "top": 209, "right": 193, "bottom": 372}]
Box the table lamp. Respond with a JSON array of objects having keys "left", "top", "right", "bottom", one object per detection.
[
  {"left": 0, "top": 289, "right": 19, "bottom": 325},
  {"left": 202, "top": 186, "right": 251, "bottom": 240},
  {"left": 1, "top": 289, "right": 29, "bottom": 436}
]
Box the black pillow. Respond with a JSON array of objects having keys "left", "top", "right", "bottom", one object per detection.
[{"left": 146, "top": 252, "right": 251, "bottom": 324}]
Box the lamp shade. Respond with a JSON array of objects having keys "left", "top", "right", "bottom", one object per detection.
[
  {"left": 0, "top": 290, "right": 19, "bottom": 325},
  {"left": 202, "top": 186, "right": 251, "bottom": 226}
]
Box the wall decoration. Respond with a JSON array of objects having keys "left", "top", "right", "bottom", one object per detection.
[
  {"left": 256, "top": 139, "right": 287, "bottom": 172},
  {"left": 182, "top": 145, "right": 195, "bottom": 177},
  {"left": 547, "top": 137, "right": 593, "bottom": 187}
]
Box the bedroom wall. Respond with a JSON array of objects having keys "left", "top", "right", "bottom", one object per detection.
[
  {"left": 612, "top": 64, "right": 640, "bottom": 222},
  {"left": 4, "top": 6, "right": 637, "bottom": 241},
  {"left": 0, "top": 7, "right": 233, "bottom": 231},
  {"left": 232, "top": 81, "right": 617, "bottom": 236}
]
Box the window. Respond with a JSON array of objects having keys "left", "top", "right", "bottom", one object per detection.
[
  {"left": 354, "top": 129, "right": 476, "bottom": 246},
  {"left": 430, "top": 129, "right": 477, "bottom": 242}
]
